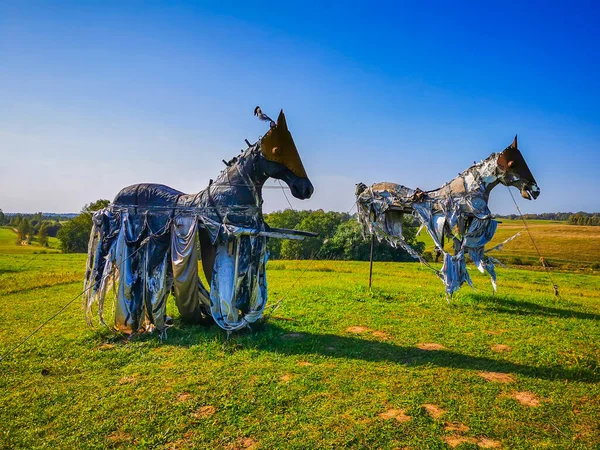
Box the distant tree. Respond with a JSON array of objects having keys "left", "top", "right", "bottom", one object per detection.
[
  {"left": 83, "top": 200, "right": 110, "bottom": 214},
  {"left": 279, "top": 210, "right": 349, "bottom": 259},
  {"left": 17, "top": 218, "right": 31, "bottom": 241},
  {"left": 264, "top": 209, "right": 311, "bottom": 259},
  {"left": 45, "top": 221, "right": 62, "bottom": 237},
  {"left": 0, "top": 209, "right": 5, "bottom": 225},
  {"left": 38, "top": 223, "right": 49, "bottom": 247},
  {"left": 57, "top": 199, "right": 110, "bottom": 253},
  {"left": 322, "top": 216, "right": 424, "bottom": 261},
  {"left": 10, "top": 214, "right": 22, "bottom": 227}
]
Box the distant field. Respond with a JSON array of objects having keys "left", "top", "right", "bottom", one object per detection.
[
  {"left": 0, "top": 227, "right": 60, "bottom": 255},
  {"left": 1, "top": 240, "right": 599, "bottom": 448},
  {"left": 416, "top": 219, "right": 600, "bottom": 270}
]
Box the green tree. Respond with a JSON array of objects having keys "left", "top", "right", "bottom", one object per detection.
[
  {"left": 322, "top": 216, "right": 424, "bottom": 261},
  {"left": 279, "top": 210, "right": 349, "bottom": 259},
  {"left": 45, "top": 221, "right": 62, "bottom": 237},
  {"left": 38, "top": 223, "right": 49, "bottom": 247},
  {"left": 57, "top": 199, "right": 110, "bottom": 253},
  {"left": 17, "top": 218, "right": 31, "bottom": 241},
  {"left": 0, "top": 209, "right": 5, "bottom": 225},
  {"left": 10, "top": 214, "right": 22, "bottom": 227},
  {"left": 264, "top": 209, "right": 311, "bottom": 259}
]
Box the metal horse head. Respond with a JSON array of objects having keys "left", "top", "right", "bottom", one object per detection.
[
  {"left": 496, "top": 135, "right": 540, "bottom": 200},
  {"left": 254, "top": 107, "right": 314, "bottom": 199}
]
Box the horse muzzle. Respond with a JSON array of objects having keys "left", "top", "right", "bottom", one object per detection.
[
  {"left": 521, "top": 183, "right": 540, "bottom": 200},
  {"left": 290, "top": 177, "right": 314, "bottom": 199}
]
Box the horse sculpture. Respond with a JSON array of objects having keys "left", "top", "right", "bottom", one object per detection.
[
  {"left": 356, "top": 136, "right": 539, "bottom": 295},
  {"left": 84, "top": 108, "right": 314, "bottom": 335}
]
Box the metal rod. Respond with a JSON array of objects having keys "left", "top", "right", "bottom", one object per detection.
[
  {"left": 368, "top": 233, "right": 375, "bottom": 289},
  {"left": 268, "top": 227, "right": 319, "bottom": 238}
]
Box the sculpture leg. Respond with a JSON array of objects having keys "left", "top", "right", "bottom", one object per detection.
[
  {"left": 210, "top": 238, "right": 246, "bottom": 331},
  {"left": 171, "top": 216, "right": 210, "bottom": 324}
]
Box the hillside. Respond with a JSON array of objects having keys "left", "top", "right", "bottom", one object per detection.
[{"left": 416, "top": 219, "right": 600, "bottom": 270}]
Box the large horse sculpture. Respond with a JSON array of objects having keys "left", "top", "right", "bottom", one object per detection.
[
  {"left": 84, "top": 108, "right": 314, "bottom": 335},
  {"left": 356, "top": 136, "right": 539, "bottom": 295}
]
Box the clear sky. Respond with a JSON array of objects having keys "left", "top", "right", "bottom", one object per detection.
[{"left": 1, "top": 1, "right": 598, "bottom": 214}]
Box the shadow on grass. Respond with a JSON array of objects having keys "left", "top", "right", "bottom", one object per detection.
[
  {"left": 156, "top": 321, "right": 599, "bottom": 384},
  {"left": 471, "top": 293, "right": 600, "bottom": 321}
]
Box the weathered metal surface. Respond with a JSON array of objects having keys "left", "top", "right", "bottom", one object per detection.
[
  {"left": 84, "top": 108, "right": 314, "bottom": 336},
  {"left": 356, "top": 138, "right": 540, "bottom": 296}
]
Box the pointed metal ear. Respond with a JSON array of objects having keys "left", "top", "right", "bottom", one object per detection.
[
  {"left": 511, "top": 134, "right": 518, "bottom": 149},
  {"left": 277, "top": 109, "right": 287, "bottom": 129}
]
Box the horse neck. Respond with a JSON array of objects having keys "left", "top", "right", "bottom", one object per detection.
[
  {"left": 446, "top": 153, "right": 502, "bottom": 200},
  {"left": 210, "top": 145, "right": 267, "bottom": 206}
]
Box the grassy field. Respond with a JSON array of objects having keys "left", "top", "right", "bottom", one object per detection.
[
  {"left": 416, "top": 219, "right": 600, "bottom": 271},
  {"left": 1, "top": 226, "right": 599, "bottom": 449},
  {"left": 0, "top": 227, "right": 61, "bottom": 255}
]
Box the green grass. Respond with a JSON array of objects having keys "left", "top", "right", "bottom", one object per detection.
[{"left": 1, "top": 244, "right": 599, "bottom": 449}]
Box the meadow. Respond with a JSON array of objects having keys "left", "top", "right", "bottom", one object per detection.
[
  {"left": 416, "top": 219, "right": 600, "bottom": 270},
  {"left": 1, "top": 223, "right": 599, "bottom": 449}
]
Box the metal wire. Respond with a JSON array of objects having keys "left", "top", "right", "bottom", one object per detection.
[{"left": 506, "top": 186, "right": 560, "bottom": 296}]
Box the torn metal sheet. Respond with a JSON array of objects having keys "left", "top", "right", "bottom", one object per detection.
[
  {"left": 356, "top": 136, "right": 539, "bottom": 296},
  {"left": 84, "top": 108, "right": 314, "bottom": 336}
]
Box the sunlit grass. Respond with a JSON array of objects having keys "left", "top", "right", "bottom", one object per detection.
[{"left": 1, "top": 249, "right": 599, "bottom": 448}]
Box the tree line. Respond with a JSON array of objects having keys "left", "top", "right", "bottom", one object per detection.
[
  {"left": 39, "top": 199, "right": 424, "bottom": 260},
  {"left": 496, "top": 211, "right": 600, "bottom": 226},
  {"left": 567, "top": 212, "right": 600, "bottom": 226},
  {"left": 7, "top": 201, "right": 600, "bottom": 254},
  {"left": 264, "top": 209, "right": 424, "bottom": 261},
  {"left": 495, "top": 212, "right": 574, "bottom": 221}
]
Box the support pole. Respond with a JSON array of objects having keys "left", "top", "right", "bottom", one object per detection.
[{"left": 368, "top": 233, "right": 375, "bottom": 289}]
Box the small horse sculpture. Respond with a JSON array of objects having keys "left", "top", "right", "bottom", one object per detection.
[
  {"left": 356, "top": 136, "right": 539, "bottom": 295},
  {"left": 84, "top": 108, "right": 314, "bottom": 334}
]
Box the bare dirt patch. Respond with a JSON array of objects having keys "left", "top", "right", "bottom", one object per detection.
[
  {"left": 192, "top": 405, "right": 216, "bottom": 418},
  {"left": 423, "top": 404, "right": 446, "bottom": 419},
  {"left": 107, "top": 430, "right": 132, "bottom": 444},
  {"left": 510, "top": 391, "right": 541, "bottom": 407},
  {"left": 445, "top": 436, "right": 502, "bottom": 449},
  {"left": 484, "top": 330, "right": 507, "bottom": 336},
  {"left": 491, "top": 344, "right": 512, "bottom": 353},
  {"left": 297, "top": 361, "right": 312, "bottom": 367},
  {"left": 417, "top": 343, "right": 446, "bottom": 351},
  {"left": 176, "top": 392, "right": 192, "bottom": 402},
  {"left": 379, "top": 408, "right": 411, "bottom": 423},
  {"left": 478, "top": 438, "right": 502, "bottom": 448},
  {"left": 445, "top": 423, "right": 470, "bottom": 433},
  {"left": 371, "top": 330, "right": 391, "bottom": 340},
  {"left": 227, "top": 437, "right": 259, "bottom": 450},
  {"left": 118, "top": 375, "right": 138, "bottom": 385},
  {"left": 280, "top": 374, "right": 293, "bottom": 382},
  {"left": 444, "top": 436, "right": 478, "bottom": 447},
  {"left": 346, "top": 326, "right": 370, "bottom": 334},
  {"left": 478, "top": 371, "right": 515, "bottom": 383}
]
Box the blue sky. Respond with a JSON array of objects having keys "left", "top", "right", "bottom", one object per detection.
[{"left": 1, "top": 1, "right": 598, "bottom": 214}]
